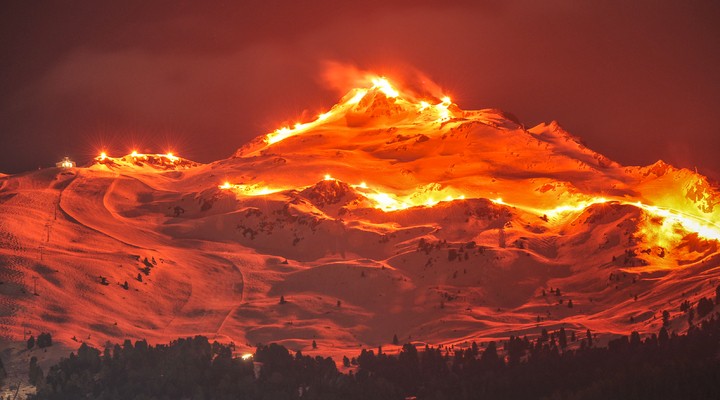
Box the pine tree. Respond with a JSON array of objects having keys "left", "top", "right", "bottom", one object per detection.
[
  {"left": 697, "top": 297, "right": 714, "bottom": 318},
  {"left": 312, "top": 340, "right": 317, "bottom": 349},
  {"left": 27, "top": 335, "right": 35, "bottom": 350},
  {"left": 279, "top": 295, "right": 286, "bottom": 304},
  {"left": 29, "top": 356, "right": 43, "bottom": 386},
  {"left": 37, "top": 332, "right": 52, "bottom": 348},
  {"left": 662, "top": 310, "right": 670, "bottom": 327},
  {"left": 586, "top": 329, "right": 593, "bottom": 347},
  {"left": 392, "top": 334, "right": 399, "bottom": 345},
  {"left": 688, "top": 307, "right": 695, "bottom": 325},
  {"left": 480, "top": 341, "right": 500, "bottom": 368},
  {"left": 0, "top": 355, "right": 6, "bottom": 387},
  {"left": 567, "top": 299, "right": 573, "bottom": 308},
  {"left": 558, "top": 327, "right": 567, "bottom": 349},
  {"left": 659, "top": 326, "right": 669, "bottom": 345}
]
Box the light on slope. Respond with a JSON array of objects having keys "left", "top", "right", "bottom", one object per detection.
[
  {"left": 354, "top": 181, "right": 465, "bottom": 212},
  {"left": 635, "top": 202, "right": 720, "bottom": 243},
  {"left": 214, "top": 171, "right": 720, "bottom": 244},
  {"left": 491, "top": 194, "right": 720, "bottom": 244}
]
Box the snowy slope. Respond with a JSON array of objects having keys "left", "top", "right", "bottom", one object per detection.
[{"left": 1, "top": 77, "right": 719, "bottom": 359}]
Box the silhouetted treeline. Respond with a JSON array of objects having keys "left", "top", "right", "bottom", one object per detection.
[{"left": 30, "top": 314, "right": 720, "bottom": 400}]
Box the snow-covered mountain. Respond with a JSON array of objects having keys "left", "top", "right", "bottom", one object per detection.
[{"left": 1, "top": 76, "right": 719, "bottom": 358}]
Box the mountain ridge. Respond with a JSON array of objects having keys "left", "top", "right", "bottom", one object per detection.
[{"left": 1, "top": 76, "right": 719, "bottom": 360}]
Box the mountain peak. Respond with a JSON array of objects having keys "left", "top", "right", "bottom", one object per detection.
[{"left": 3, "top": 71, "right": 720, "bottom": 359}]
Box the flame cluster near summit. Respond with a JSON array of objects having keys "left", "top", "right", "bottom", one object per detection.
[{"left": 264, "top": 76, "right": 456, "bottom": 145}]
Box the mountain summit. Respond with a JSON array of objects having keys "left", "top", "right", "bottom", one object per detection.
[{"left": 1, "top": 75, "right": 719, "bottom": 357}]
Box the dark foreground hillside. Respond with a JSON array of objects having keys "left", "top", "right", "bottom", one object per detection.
[{"left": 25, "top": 313, "right": 720, "bottom": 400}]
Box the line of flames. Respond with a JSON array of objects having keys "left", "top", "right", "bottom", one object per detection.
[
  {"left": 96, "top": 151, "right": 179, "bottom": 163},
  {"left": 219, "top": 178, "right": 720, "bottom": 243},
  {"left": 264, "top": 77, "right": 454, "bottom": 146}
]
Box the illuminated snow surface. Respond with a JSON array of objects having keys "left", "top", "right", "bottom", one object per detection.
[{"left": 1, "top": 77, "right": 719, "bottom": 363}]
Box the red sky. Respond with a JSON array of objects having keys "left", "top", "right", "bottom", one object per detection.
[{"left": 1, "top": 0, "right": 719, "bottom": 180}]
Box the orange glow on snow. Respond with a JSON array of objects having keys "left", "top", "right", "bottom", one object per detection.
[{"left": 247, "top": 73, "right": 720, "bottom": 245}]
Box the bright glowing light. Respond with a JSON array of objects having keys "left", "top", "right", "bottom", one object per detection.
[
  {"left": 100, "top": 152, "right": 107, "bottom": 160},
  {"left": 241, "top": 353, "right": 253, "bottom": 361},
  {"left": 489, "top": 194, "right": 720, "bottom": 244},
  {"left": 347, "top": 89, "right": 369, "bottom": 105},
  {"left": 366, "top": 192, "right": 407, "bottom": 212},
  {"left": 317, "top": 112, "right": 332, "bottom": 121},
  {"left": 419, "top": 101, "right": 431, "bottom": 111},
  {"left": 223, "top": 183, "right": 284, "bottom": 196},
  {"left": 435, "top": 97, "right": 452, "bottom": 122},
  {"left": 371, "top": 77, "right": 400, "bottom": 98},
  {"left": 358, "top": 182, "right": 466, "bottom": 212},
  {"left": 165, "top": 152, "right": 178, "bottom": 162},
  {"left": 324, "top": 174, "right": 334, "bottom": 181},
  {"left": 57, "top": 157, "right": 74, "bottom": 169},
  {"left": 635, "top": 202, "right": 720, "bottom": 243},
  {"left": 543, "top": 198, "right": 609, "bottom": 218},
  {"left": 131, "top": 150, "right": 138, "bottom": 157},
  {"left": 266, "top": 127, "right": 293, "bottom": 144}
]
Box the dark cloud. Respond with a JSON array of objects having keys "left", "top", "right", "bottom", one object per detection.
[{"left": 1, "top": 1, "right": 719, "bottom": 180}]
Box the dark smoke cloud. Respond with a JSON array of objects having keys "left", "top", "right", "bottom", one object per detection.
[{"left": 1, "top": 1, "right": 719, "bottom": 181}]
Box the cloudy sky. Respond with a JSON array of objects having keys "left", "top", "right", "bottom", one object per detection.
[{"left": 1, "top": 1, "right": 719, "bottom": 180}]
